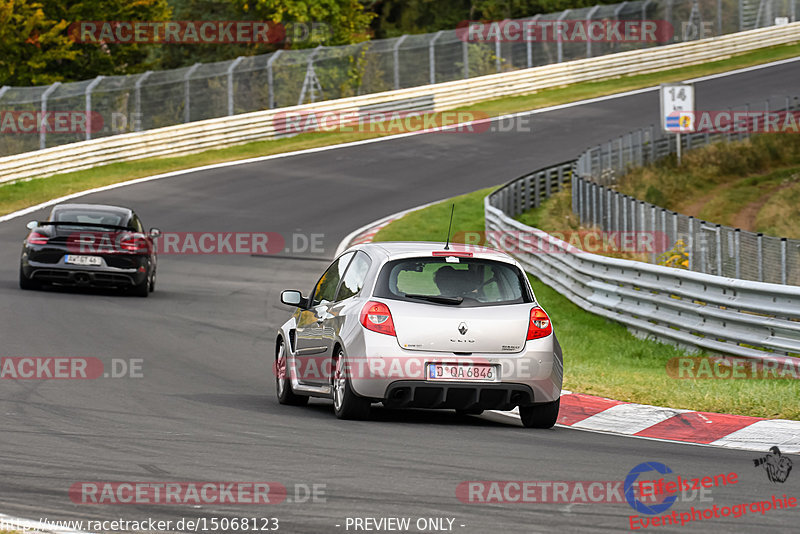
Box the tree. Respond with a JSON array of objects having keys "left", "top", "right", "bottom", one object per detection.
[
  {"left": 0, "top": 0, "right": 77, "bottom": 85},
  {"left": 40, "top": 0, "right": 172, "bottom": 81},
  {"left": 235, "top": 0, "right": 375, "bottom": 47}
]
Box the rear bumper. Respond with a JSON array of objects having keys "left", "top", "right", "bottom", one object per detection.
[
  {"left": 346, "top": 331, "right": 563, "bottom": 407},
  {"left": 383, "top": 380, "right": 535, "bottom": 411},
  {"left": 22, "top": 260, "right": 147, "bottom": 288}
]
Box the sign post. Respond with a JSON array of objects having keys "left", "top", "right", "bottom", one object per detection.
[{"left": 660, "top": 83, "right": 695, "bottom": 165}]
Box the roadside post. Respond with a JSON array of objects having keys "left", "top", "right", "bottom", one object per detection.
[{"left": 660, "top": 83, "right": 695, "bottom": 165}]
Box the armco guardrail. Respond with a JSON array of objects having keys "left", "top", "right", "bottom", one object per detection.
[
  {"left": 1, "top": 23, "right": 799, "bottom": 184},
  {"left": 485, "top": 163, "right": 800, "bottom": 361}
]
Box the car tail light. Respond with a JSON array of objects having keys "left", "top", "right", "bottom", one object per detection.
[
  {"left": 360, "top": 301, "right": 396, "bottom": 336},
  {"left": 27, "top": 232, "right": 49, "bottom": 245},
  {"left": 526, "top": 307, "right": 552, "bottom": 340},
  {"left": 432, "top": 251, "right": 473, "bottom": 257},
  {"left": 119, "top": 233, "right": 148, "bottom": 253}
]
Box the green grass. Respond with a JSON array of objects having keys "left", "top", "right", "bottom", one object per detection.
[
  {"left": 2, "top": 42, "right": 799, "bottom": 217},
  {"left": 373, "top": 187, "right": 800, "bottom": 420},
  {"left": 615, "top": 134, "right": 800, "bottom": 237}
]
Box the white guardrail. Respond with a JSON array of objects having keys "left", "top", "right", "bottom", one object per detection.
[
  {"left": 1, "top": 23, "right": 799, "bottom": 184},
  {"left": 485, "top": 176, "right": 800, "bottom": 363}
]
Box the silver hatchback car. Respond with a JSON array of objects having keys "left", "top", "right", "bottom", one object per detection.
[{"left": 274, "top": 242, "right": 563, "bottom": 428}]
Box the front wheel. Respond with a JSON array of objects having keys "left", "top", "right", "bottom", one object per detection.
[
  {"left": 275, "top": 341, "right": 308, "bottom": 406},
  {"left": 332, "top": 351, "right": 370, "bottom": 420},
  {"left": 519, "top": 399, "right": 560, "bottom": 429}
]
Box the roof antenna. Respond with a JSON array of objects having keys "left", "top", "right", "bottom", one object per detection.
[{"left": 444, "top": 204, "right": 455, "bottom": 250}]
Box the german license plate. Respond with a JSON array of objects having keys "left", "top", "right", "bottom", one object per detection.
[
  {"left": 426, "top": 363, "right": 498, "bottom": 382},
  {"left": 65, "top": 255, "right": 102, "bottom": 266}
]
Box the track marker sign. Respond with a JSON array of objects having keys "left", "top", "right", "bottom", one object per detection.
[{"left": 660, "top": 83, "right": 694, "bottom": 164}]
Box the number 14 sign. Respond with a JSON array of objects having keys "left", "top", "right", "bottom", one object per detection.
[{"left": 660, "top": 83, "right": 695, "bottom": 133}]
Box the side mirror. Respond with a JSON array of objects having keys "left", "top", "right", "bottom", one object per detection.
[
  {"left": 26, "top": 221, "right": 38, "bottom": 230},
  {"left": 149, "top": 228, "right": 162, "bottom": 238},
  {"left": 281, "top": 290, "right": 308, "bottom": 308}
]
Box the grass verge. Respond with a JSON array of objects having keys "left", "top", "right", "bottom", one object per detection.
[
  {"left": 372, "top": 187, "right": 800, "bottom": 420},
  {"left": 615, "top": 134, "right": 800, "bottom": 238},
  {"left": 2, "top": 42, "right": 799, "bottom": 217}
]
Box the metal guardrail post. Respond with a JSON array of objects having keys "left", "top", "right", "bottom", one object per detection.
[
  {"left": 226, "top": 56, "right": 245, "bottom": 116},
  {"left": 717, "top": 0, "right": 723, "bottom": 35},
  {"left": 652, "top": 206, "right": 658, "bottom": 263},
  {"left": 184, "top": 63, "right": 201, "bottom": 123},
  {"left": 615, "top": 193, "right": 621, "bottom": 232},
  {"left": 715, "top": 224, "right": 723, "bottom": 276},
  {"left": 267, "top": 50, "right": 282, "bottom": 109},
  {"left": 134, "top": 71, "right": 152, "bottom": 132},
  {"left": 622, "top": 195, "right": 627, "bottom": 234},
  {"left": 527, "top": 15, "right": 541, "bottom": 67},
  {"left": 734, "top": 229, "right": 741, "bottom": 279},
  {"left": 39, "top": 82, "right": 61, "bottom": 150},
  {"left": 495, "top": 30, "right": 502, "bottom": 72},
  {"left": 84, "top": 75, "right": 104, "bottom": 141},
  {"left": 642, "top": 0, "right": 653, "bottom": 24},
  {"left": 757, "top": 232, "right": 764, "bottom": 282},
  {"left": 781, "top": 238, "right": 788, "bottom": 285},
  {"left": 557, "top": 10, "right": 570, "bottom": 63},
  {"left": 430, "top": 31, "right": 445, "bottom": 84},
  {"left": 462, "top": 39, "right": 469, "bottom": 79},
  {"left": 393, "top": 35, "right": 409, "bottom": 89},
  {"left": 687, "top": 216, "right": 694, "bottom": 271}
]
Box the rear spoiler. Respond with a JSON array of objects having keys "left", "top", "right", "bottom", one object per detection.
[{"left": 31, "top": 221, "right": 131, "bottom": 231}]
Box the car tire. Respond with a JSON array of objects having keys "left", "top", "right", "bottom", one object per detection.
[
  {"left": 456, "top": 408, "right": 484, "bottom": 416},
  {"left": 131, "top": 278, "right": 149, "bottom": 297},
  {"left": 19, "top": 266, "right": 40, "bottom": 291},
  {"left": 275, "top": 340, "right": 308, "bottom": 406},
  {"left": 149, "top": 268, "right": 156, "bottom": 293},
  {"left": 519, "top": 399, "right": 560, "bottom": 429},
  {"left": 332, "top": 350, "right": 370, "bottom": 420}
]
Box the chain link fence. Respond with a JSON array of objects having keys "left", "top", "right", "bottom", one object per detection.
[
  {"left": 573, "top": 94, "right": 800, "bottom": 285},
  {"left": 1, "top": 0, "right": 797, "bottom": 156}
]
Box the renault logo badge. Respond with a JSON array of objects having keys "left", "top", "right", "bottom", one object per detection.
[{"left": 458, "top": 322, "right": 468, "bottom": 335}]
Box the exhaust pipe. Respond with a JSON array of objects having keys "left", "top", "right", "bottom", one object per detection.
[{"left": 74, "top": 273, "right": 90, "bottom": 285}]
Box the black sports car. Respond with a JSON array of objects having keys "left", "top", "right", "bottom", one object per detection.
[{"left": 19, "top": 203, "right": 160, "bottom": 297}]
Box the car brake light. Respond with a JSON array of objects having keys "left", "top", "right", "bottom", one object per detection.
[
  {"left": 527, "top": 307, "right": 552, "bottom": 340},
  {"left": 27, "top": 232, "right": 49, "bottom": 245},
  {"left": 119, "top": 233, "right": 148, "bottom": 253},
  {"left": 360, "top": 301, "right": 396, "bottom": 336},
  {"left": 432, "top": 251, "right": 473, "bottom": 257}
]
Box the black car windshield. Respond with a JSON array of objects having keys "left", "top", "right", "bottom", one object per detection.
[{"left": 373, "top": 257, "right": 531, "bottom": 307}]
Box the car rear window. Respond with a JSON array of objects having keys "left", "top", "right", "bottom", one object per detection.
[
  {"left": 53, "top": 210, "right": 125, "bottom": 227},
  {"left": 373, "top": 257, "right": 532, "bottom": 307}
]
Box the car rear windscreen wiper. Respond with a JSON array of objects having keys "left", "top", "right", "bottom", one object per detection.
[{"left": 404, "top": 293, "right": 463, "bottom": 305}]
